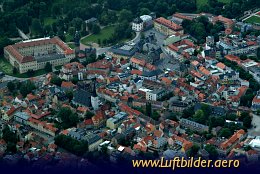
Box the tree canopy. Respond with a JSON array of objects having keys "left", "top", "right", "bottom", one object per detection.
[{"left": 57, "top": 107, "right": 79, "bottom": 129}]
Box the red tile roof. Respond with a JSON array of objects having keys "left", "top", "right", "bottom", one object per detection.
[
  {"left": 216, "top": 62, "right": 226, "bottom": 70},
  {"left": 130, "top": 57, "right": 146, "bottom": 66},
  {"left": 4, "top": 37, "right": 74, "bottom": 63},
  {"left": 173, "top": 13, "right": 193, "bottom": 21},
  {"left": 154, "top": 17, "right": 183, "bottom": 31},
  {"left": 61, "top": 81, "right": 76, "bottom": 88},
  {"left": 220, "top": 129, "right": 245, "bottom": 150}
]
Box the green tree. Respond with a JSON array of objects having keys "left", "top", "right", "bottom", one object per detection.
[
  {"left": 7, "top": 81, "right": 16, "bottom": 92},
  {"left": 85, "top": 111, "right": 94, "bottom": 119},
  {"left": 118, "top": 9, "right": 133, "bottom": 22},
  {"left": 205, "top": 144, "right": 218, "bottom": 159},
  {"left": 31, "top": 18, "right": 43, "bottom": 36},
  {"left": 146, "top": 102, "right": 152, "bottom": 117},
  {"left": 0, "top": 37, "right": 13, "bottom": 54},
  {"left": 193, "top": 110, "right": 205, "bottom": 124},
  {"left": 219, "top": 128, "right": 232, "bottom": 138},
  {"left": 51, "top": 76, "right": 63, "bottom": 86},
  {"left": 20, "top": 80, "right": 36, "bottom": 97},
  {"left": 226, "top": 114, "right": 237, "bottom": 121},
  {"left": 44, "top": 62, "right": 52, "bottom": 72},
  {"left": 257, "top": 47, "right": 260, "bottom": 58},
  {"left": 2, "top": 126, "right": 18, "bottom": 144},
  {"left": 12, "top": 67, "right": 18, "bottom": 74},
  {"left": 187, "top": 145, "right": 200, "bottom": 157},
  {"left": 182, "top": 107, "right": 194, "bottom": 118},
  {"left": 57, "top": 107, "right": 79, "bottom": 129},
  {"left": 91, "top": 24, "right": 101, "bottom": 34},
  {"left": 65, "top": 90, "right": 74, "bottom": 102},
  {"left": 26, "top": 69, "right": 35, "bottom": 77}
]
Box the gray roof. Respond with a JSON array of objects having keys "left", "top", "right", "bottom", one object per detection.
[
  {"left": 14, "top": 112, "right": 30, "bottom": 120},
  {"left": 84, "top": 133, "right": 101, "bottom": 144},
  {"left": 142, "top": 69, "right": 163, "bottom": 77},
  {"left": 72, "top": 89, "right": 91, "bottom": 107}
]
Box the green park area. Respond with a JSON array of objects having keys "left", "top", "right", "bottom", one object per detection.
[
  {"left": 44, "top": 17, "right": 57, "bottom": 26},
  {"left": 0, "top": 57, "right": 13, "bottom": 74},
  {"left": 245, "top": 16, "right": 260, "bottom": 24},
  {"left": 81, "top": 25, "right": 115, "bottom": 45}
]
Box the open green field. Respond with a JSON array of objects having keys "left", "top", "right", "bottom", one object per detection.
[
  {"left": 44, "top": 17, "right": 57, "bottom": 26},
  {"left": 245, "top": 16, "right": 260, "bottom": 24},
  {"left": 65, "top": 34, "right": 74, "bottom": 42},
  {"left": 196, "top": 0, "right": 208, "bottom": 9},
  {"left": 218, "top": 0, "right": 231, "bottom": 3},
  {"left": 68, "top": 43, "right": 76, "bottom": 49},
  {"left": 81, "top": 25, "right": 115, "bottom": 45},
  {"left": 0, "top": 57, "right": 13, "bottom": 74}
]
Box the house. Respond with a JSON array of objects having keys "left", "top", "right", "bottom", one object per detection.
[
  {"left": 168, "top": 135, "right": 193, "bottom": 152},
  {"left": 14, "top": 112, "right": 30, "bottom": 125},
  {"left": 4, "top": 37, "right": 74, "bottom": 73},
  {"left": 61, "top": 81, "right": 76, "bottom": 91},
  {"left": 252, "top": 91, "right": 260, "bottom": 111},
  {"left": 28, "top": 118, "right": 58, "bottom": 137},
  {"left": 213, "top": 15, "right": 234, "bottom": 29},
  {"left": 106, "top": 112, "right": 128, "bottom": 129},
  {"left": 92, "top": 111, "right": 106, "bottom": 128},
  {"left": 218, "top": 129, "right": 246, "bottom": 155},
  {"left": 154, "top": 17, "right": 184, "bottom": 36},
  {"left": 85, "top": 133, "right": 102, "bottom": 152},
  {"left": 180, "top": 118, "right": 209, "bottom": 133},
  {"left": 1, "top": 105, "right": 20, "bottom": 122},
  {"left": 72, "top": 89, "right": 92, "bottom": 107},
  {"left": 60, "top": 62, "right": 86, "bottom": 81},
  {"left": 152, "top": 137, "right": 167, "bottom": 149},
  {"left": 132, "top": 17, "right": 143, "bottom": 32}
]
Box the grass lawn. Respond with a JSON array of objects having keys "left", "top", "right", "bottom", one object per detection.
[
  {"left": 218, "top": 0, "right": 231, "bottom": 3},
  {"left": 0, "top": 57, "right": 13, "bottom": 74},
  {"left": 0, "top": 57, "right": 46, "bottom": 78},
  {"left": 44, "top": 17, "right": 57, "bottom": 26},
  {"left": 81, "top": 25, "right": 115, "bottom": 45},
  {"left": 65, "top": 34, "right": 73, "bottom": 42},
  {"left": 68, "top": 43, "right": 76, "bottom": 49},
  {"left": 245, "top": 16, "right": 260, "bottom": 24},
  {"left": 196, "top": 0, "right": 208, "bottom": 9}
]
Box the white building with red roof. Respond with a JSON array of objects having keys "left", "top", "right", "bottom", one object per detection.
[
  {"left": 252, "top": 91, "right": 260, "bottom": 111},
  {"left": 154, "top": 17, "right": 184, "bottom": 36},
  {"left": 4, "top": 36, "right": 74, "bottom": 73}
]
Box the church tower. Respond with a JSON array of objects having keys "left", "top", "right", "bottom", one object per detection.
[{"left": 91, "top": 78, "right": 99, "bottom": 110}]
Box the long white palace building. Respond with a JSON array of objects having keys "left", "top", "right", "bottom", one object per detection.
[{"left": 4, "top": 36, "right": 75, "bottom": 73}]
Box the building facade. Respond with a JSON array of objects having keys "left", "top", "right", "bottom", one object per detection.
[{"left": 4, "top": 37, "right": 74, "bottom": 73}]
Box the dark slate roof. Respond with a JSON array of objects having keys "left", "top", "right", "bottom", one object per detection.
[
  {"left": 133, "top": 17, "right": 143, "bottom": 24},
  {"left": 85, "top": 134, "right": 101, "bottom": 144},
  {"left": 72, "top": 89, "right": 91, "bottom": 107},
  {"left": 142, "top": 69, "right": 163, "bottom": 77}
]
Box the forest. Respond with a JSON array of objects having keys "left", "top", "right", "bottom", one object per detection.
[{"left": 0, "top": 0, "right": 259, "bottom": 52}]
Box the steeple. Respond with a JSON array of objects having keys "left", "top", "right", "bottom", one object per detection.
[{"left": 92, "top": 77, "right": 97, "bottom": 97}]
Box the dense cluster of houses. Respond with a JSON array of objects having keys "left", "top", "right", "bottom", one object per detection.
[{"left": 0, "top": 10, "right": 260, "bottom": 168}]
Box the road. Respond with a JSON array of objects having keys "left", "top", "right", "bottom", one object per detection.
[
  {"left": 17, "top": 28, "right": 29, "bottom": 40},
  {"left": 1, "top": 74, "right": 46, "bottom": 82},
  {"left": 248, "top": 114, "right": 260, "bottom": 136},
  {"left": 80, "top": 31, "right": 141, "bottom": 56}
]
